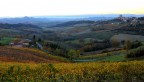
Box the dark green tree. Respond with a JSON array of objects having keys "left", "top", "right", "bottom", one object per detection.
[
  {"left": 38, "top": 38, "right": 42, "bottom": 42},
  {"left": 33, "top": 35, "right": 36, "bottom": 43}
]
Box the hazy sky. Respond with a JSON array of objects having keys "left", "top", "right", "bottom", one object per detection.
[{"left": 0, "top": 0, "right": 144, "bottom": 17}]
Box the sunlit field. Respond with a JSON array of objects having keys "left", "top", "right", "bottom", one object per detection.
[{"left": 0, "top": 61, "right": 143, "bottom": 82}]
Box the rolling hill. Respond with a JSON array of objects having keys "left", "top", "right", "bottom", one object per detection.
[
  {"left": 111, "top": 34, "right": 144, "bottom": 42},
  {"left": 50, "top": 20, "right": 96, "bottom": 28},
  {"left": 0, "top": 23, "right": 43, "bottom": 38},
  {"left": 0, "top": 23, "right": 42, "bottom": 32},
  {"left": 0, "top": 46, "right": 68, "bottom": 63}
]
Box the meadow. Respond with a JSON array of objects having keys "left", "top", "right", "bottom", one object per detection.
[
  {"left": 0, "top": 37, "right": 15, "bottom": 45},
  {"left": 75, "top": 50, "right": 126, "bottom": 62}
]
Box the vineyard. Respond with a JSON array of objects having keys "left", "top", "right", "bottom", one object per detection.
[
  {"left": 0, "top": 46, "right": 68, "bottom": 63},
  {"left": 0, "top": 61, "right": 143, "bottom": 82}
]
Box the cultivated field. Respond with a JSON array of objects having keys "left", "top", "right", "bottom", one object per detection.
[
  {"left": 0, "top": 46, "right": 68, "bottom": 63},
  {"left": 0, "top": 61, "right": 143, "bottom": 82}
]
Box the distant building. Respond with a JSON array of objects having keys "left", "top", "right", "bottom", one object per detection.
[
  {"left": 117, "top": 14, "right": 128, "bottom": 22},
  {"left": 9, "top": 39, "right": 32, "bottom": 47},
  {"left": 9, "top": 42, "right": 14, "bottom": 46},
  {"left": 130, "top": 17, "right": 141, "bottom": 27}
]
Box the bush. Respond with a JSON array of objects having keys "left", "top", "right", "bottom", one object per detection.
[
  {"left": 123, "top": 40, "right": 142, "bottom": 50},
  {"left": 131, "top": 40, "right": 142, "bottom": 49},
  {"left": 126, "top": 46, "right": 144, "bottom": 58}
]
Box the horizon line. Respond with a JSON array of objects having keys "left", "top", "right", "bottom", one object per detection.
[{"left": 0, "top": 13, "right": 144, "bottom": 18}]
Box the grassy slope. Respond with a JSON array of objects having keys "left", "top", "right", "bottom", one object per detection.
[
  {"left": 73, "top": 31, "right": 116, "bottom": 40},
  {"left": 0, "top": 46, "right": 69, "bottom": 63},
  {"left": 99, "top": 53, "right": 126, "bottom": 62},
  {"left": 80, "top": 50, "right": 125, "bottom": 58},
  {"left": 0, "top": 37, "right": 15, "bottom": 45},
  {"left": 77, "top": 49, "right": 144, "bottom": 62}
]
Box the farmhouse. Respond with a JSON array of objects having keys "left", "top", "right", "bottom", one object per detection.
[{"left": 9, "top": 39, "right": 32, "bottom": 47}]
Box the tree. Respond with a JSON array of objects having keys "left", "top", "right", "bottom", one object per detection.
[
  {"left": 33, "top": 35, "right": 36, "bottom": 41},
  {"left": 32, "top": 35, "right": 37, "bottom": 47},
  {"left": 111, "top": 39, "right": 120, "bottom": 48},
  {"left": 131, "top": 40, "right": 142, "bottom": 49},
  {"left": 38, "top": 38, "right": 42, "bottom": 42},
  {"left": 67, "top": 49, "right": 77, "bottom": 60},
  {"left": 125, "top": 40, "right": 132, "bottom": 51},
  {"left": 126, "top": 46, "right": 144, "bottom": 58},
  {"left": 55, "top": 48, "right": 62, "bottom": 55},
  {"left": 76, "top": 50, "right": 80, "bottom": 58}
]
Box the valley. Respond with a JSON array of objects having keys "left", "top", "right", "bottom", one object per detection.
[
  {"left": 0, "top": 15, "right": 144, "bottom": 63},
  {"left": 0, "top": 15, "right": 144, "bottom": 81}
]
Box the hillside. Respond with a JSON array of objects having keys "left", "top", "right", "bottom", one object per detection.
[
  {"left": 0, "top": 23, "right": 42, "bottom": 32},
  {"left": 111, "top": 34, "right": 144, "bottom": 42},
  {"left": 0, "top": 46, "right": 68, "bottom": 63},
  {"left": 50, "top": 20, "right": 96, "bottom": 27},
  {"left": 0, "top": 23, "right": 43, "bottom": 38}
]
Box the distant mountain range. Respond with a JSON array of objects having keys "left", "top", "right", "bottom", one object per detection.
[
  {"left": 0, "top": 14, "right": 144, "bottom": 23},
  {"left": 0, "top": 14, "right": 143, "bottom": 27},
  {"left": 34, "top": 14, "right": 144, "bottom": 18}
]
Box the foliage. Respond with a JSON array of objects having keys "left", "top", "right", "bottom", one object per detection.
[
  {"left": 67, "top": 49, "right": 77, "bottom": 60},
  {"left": 131, "top": 40, "right": 142, "bottom": 49},
  {"left": 81, "top": 40, "right": 111, "bottom": 52},
  {"left": 124, "top": 40, "right": 132, "bottom": 51},
  {"left": 126, "top": 46, "right": 144, "bottom": 58},
  {"left": 111, "top": 38, "right": 120, "bottom": 48},
  {"left": 45, "top": 42, "right": 61, "bottom": 50},
  {"left": 0, "top": 61, "right": 144, "bottom": 82},
  {"left": 124, "top": 40, "right": 142, "bottom": 50}
]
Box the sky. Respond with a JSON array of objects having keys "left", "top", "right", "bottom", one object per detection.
[{"left": 0, "top": 0, "right": 144, "bottom": 17}]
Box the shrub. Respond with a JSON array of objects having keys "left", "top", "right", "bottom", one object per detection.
[
  {"left": 131, "top": 40, "right": 142, "bottom": 49},
  {"left": 124, "top": 40, "right": 142, "bottom": 50},
  {"left": 126, "top": 46, "right": 144, "bottom": 58}
]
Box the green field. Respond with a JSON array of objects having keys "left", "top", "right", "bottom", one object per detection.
[
  {"left": 99, "top": 53, "right": 126, "bottom": 62},
  {"left": 73, "top": 31, "right": 116, "bottom": 40},
  {"left": 75, "top": 54, "right": 126, "bottom": 62},
  {"left": 0, "top": 37, "right": 15, "bottom": 45}
]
